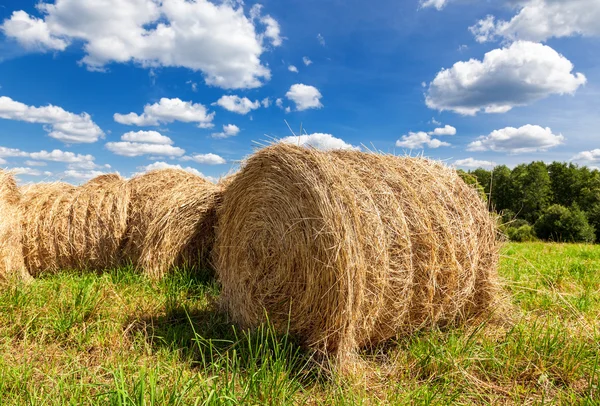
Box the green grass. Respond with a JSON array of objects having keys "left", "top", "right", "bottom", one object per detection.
[{"left": 1, "top": 242, "right": 599, "bottom": 405}]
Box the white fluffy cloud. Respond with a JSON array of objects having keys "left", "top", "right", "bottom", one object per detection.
[
  {"left": 303, "top": 57, "right": 312, "bottom": 66},
  {"left": 114, "top": 98, "right": 214, "bottom": 128},
  {"left": 454, "top": 158, "right": 495, "bottom": 168},
  {"left": 470, "top": 0, "right": 600, "bottom": 43},
  {"left": 29, "top": 149, "right": 95, "bottom": 163},
  {"left": 24, "top": 160, "right": 47, "bottom": 167},
  {"left": 106, "top": 142, "right": 185, "bottom": 157},
  {"left": 1, "top": 0, "right": 282, "bottom": 89},
  {"left": 136, "top": 161, "right": 216, "bottom": 182},
  {"left": 426, "top": 41, "right": 586, "bottom": 115},
  {"left": 0, "top": 96, "right": 104, "bottom": 143},
  {"left": 467, "top": 125, "right": 564, "bottom": 153},
  {"left": 9, "top": 167, "right": 52, "bottom": 177},
  {"left": 0, "top": 10, "right": 68, "bottom": 51},
  {"left": 0, "top": 158, "right": 7, "bottom": 165},
  {"left": 211, "top": 124, "right": 240, "bottom": 139},
  {"left": 62, "top": 169, "right": 107, "bottom": 180},
  {"left": 286, "top": 84, "right": 323, "bottom": 111},
  {"left": 288, "top": 65, "right": 298, "bottom": 73},
  {"left": 184, "top": 153, "right": 226, "bottom": 165},
  {"left": 121, "top": 130, "right": 173, "bottom": 144},
  {"left": 396, "top": 131, "right": 450, "bottom": 149},
  {"left": 280, "top": 133, "right": 359, "bottom": 151},
  {"left": 571, "top": 150, "right": 600, "bottom": 165},
  {"left": 106, "top": 131, "right": 184, "bottom": 157},
  {"left": 420, "top": 0, "right": 447, "bottom": 10},
  {"left": 214, "top": 95, "right": 260, "bottom": 115},
  {"left": 429, "top": 125, "right": 456, "bottom": 136}
]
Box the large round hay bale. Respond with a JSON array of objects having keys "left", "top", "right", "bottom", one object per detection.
[
  {"left": 20, "top": 174, "right": 130, "bottom": 276},
  {"left": 214, "top": 144, "right": 500, "bottom": 366},
  {"left": 0, "top": 170, "right": 30, "bottom": 282},
  {"left": 124, "top": 169, "right": 220, "bottom": 279}
]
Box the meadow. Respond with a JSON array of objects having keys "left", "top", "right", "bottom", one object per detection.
[{"left": 0, "top": 242, "right": 598, "bottom": 405}]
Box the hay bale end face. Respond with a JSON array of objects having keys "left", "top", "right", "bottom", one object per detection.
[
  {"left": 124, "top": 169, "right": 220, "bottom": 279},
  {"left": 0, "top": 170, "right": 30, "bottom": 281},
  {"left": 20, "top": 174, "right": 130, "bottom": 276},
  {"left": 215, "top": 144, "right": 501, "bottom": 366}
]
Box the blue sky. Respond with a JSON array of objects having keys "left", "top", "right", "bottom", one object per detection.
[{"left": 0, "top": 0, "right": 599, "bottom": 183}]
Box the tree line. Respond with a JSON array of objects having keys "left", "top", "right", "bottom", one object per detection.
[{"left": 459, "top": 162, "right": 600, "bottom": 243}]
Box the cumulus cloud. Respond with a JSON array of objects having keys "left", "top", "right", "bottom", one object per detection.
[
  {"left": 396, "top": 131, "right": 450, "bottom": 149},
  {"left": 62, "top": 169, "right": 107, "bottom": 180},
  {"left": 24, "top": 160, "right": 47, "bottom": 167},
  {"left": 0, "top": 158, "right": 7, "bottom": 165},
  {"left": 1, "top": 0, "right": 283, "bottom": 89},
  {"left": 214, "top": 95, "right": 260, "bottom": 115},
  {"left": 470, "top": 0, "right": 600, "bottom": 43},
  {"left": 106, "top": 131, "right": 184, "bottom": 157},
  {"left": 288, "top": 65, "right": 299, "bottom": 73},
  {"left": 571, "top": 150, "right": 600, "bottom": 165},
  {"left": 280, "top": 133, "right": 359, "bottom": 151},
  {"left": 467, "top": 124, "right": 564, "bottom": 153},
  {"left": 429, "top": 125, "right": 456, "bottom": 136},
  {"left": 426, "top": 41, "right": 586, "bottom": 115},
  {"left": 136, "top": 161, "right": 216, "bottom": 182},
  {"left": 211, "top": 124, "right": 240, "bottom": 139},
  {"left": 286, "top": 84, "right": 323, "bottom": 111},
  {"left": 121, "top": 130, "right": 173, "bottom": 144},
  {"left": 454, "top": 158, "right": 495, "bottom": 168},
  {"left": 275, "top": 98, "right": 284, "bottom": 108},
  {"left": 183, "top": 153, "right": 226, "bottom": 165},
  {"left": 0, "top": 96, "right": 104, "bottom": 143},
  {"left": 9, "top": 167, "right": 51, "bottom": 176},
  {"left": 0, "top": 10, "right": 68, "bottom": 51},
  {"left": 420, "top": 0, "right": 448, "bottom": 10},
  {"left": 261, "top": 98, "right": 271, "bottom": 108},
  {"left": 114, "top": 98, "right": 214, "bottom": 128},
  {"left": 106, "top": 141, "right": 185, "bottom": 157},
  {"left": 303, "top": 56, "right": 312, "bottom": 66}
]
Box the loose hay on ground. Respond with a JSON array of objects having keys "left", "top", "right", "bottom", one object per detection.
[
  {"left": 0, "top": 170, "right": 30, "bottom": 282},
  {"left": 214, "top": 144, "right": 502, "bottom": 370},
  {"left": 20, "top": 174, "right": 130, "bottom": 276},
  {"left": 124, "top": 169, "right": 220, "bottom": 279}
]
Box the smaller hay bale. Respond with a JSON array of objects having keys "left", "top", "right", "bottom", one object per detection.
[
  {"left": 214, "top": 144, "right": 502, "bottom": 370},
  {"left": 20, "top": 174, "right": 130, "bottom": 276},
  {"left": 0, "top": 170, "right": 30, "bottom": 282},
  {"left": 124, "top": 169, "right": 220, "bottom": 279}
]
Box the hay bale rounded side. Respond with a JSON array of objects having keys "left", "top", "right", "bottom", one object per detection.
[
  {"left": 0, "top": 170, "right": 30, "bottom": 282},
  {"left": 20, "top": 174, "right": 130, "bottom": 276},
  {"left": 214, "top": 144, "right": 500, "bottom": 366},
  {"left": 124, "top": 169, "right": 220, "bottom": 279}
]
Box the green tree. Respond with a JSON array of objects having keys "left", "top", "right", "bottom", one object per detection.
[
  {"left": 489, "top": 165, "right": 512, "bottom": 213},
  {"left": 534, "top": 204, "right": 595, "bottom": 243},
  {"left": 510, "top": 162, "right": 552, "bottom": 223}
]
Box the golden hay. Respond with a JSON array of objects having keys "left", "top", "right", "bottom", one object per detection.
[
  {"left": 124, "top": 169, "right": 220, "bottom": 279},
  {"left": 214, "top": 144, "right": 501, "bottom": 368},
  {"left": 20, "top": 174, "right": 130, "bottom": 276},
  {"left": 0, "top": 170, "right": 30, "bottom": 282}
]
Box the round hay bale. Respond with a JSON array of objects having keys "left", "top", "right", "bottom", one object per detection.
[
  {"left": 124, "top": 169, "right": 220, "bottom": 279},
  {"left": 20, "top": 174, "right": 130, "bottom": 276},
  {"left": 0, "top": 170, "right": 30, "bottom": 282},
  {"left": 214, "top": 144, "right": 500, "bottom": 366}
]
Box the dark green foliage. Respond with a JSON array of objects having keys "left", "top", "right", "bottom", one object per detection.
[
  {"left": 534, "top": 205, "right": 595, "bottom": 243},
  {"left": 506, "top": 225, "right": 538, "bottom": 242},
  {"left": 468, "top": 161, "right": 600, "bottom": 243}
]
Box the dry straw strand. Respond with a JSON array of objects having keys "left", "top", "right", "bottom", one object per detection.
[
  {"left": 20, "top": 174, "right": 130, "bottom": 276},
  {"left": 124, "top": 169, "right": 220, "bottom": 279},
  {"left": 214, "top": 144, "right": 501, "bottom": 370},
  {"left": 0, "top": 170, "right": 30, "bottom": 282}
]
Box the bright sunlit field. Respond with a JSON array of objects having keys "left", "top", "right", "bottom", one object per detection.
[{"left": 0, "top": 242, "right": 598, "bottom": 405}]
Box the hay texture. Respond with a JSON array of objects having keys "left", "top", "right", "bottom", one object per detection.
[
  {"left": 124, "top": 169, "right": 220, "bottom": 279},
  {"left": 20, "top": 174, "right": 130, "bottom": 276},
  {"left": 215, "top": 144, "right": 500, "bottom": 366},
  {"left": 0, "top": 170, "right": 29, "bottom": 281}
]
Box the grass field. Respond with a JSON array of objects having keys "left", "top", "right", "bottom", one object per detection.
[{"left": 0, "top": 242, "right": 599, "bottom": 405}]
